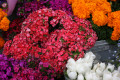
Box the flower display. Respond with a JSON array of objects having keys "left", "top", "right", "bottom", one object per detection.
[
  {"left": 108, "top": 11, "right": 120, "bottom": 40},
  {"left": 0, "top": 54, "right": 27, "bottom": 80},
  {"left": 49, "top": 0, "right": 73, "bottom": 15},
  {"left": 69, "top": 0, "right": 111, "bottom": 24},
  {"left": 17, "top": 1, "right": 46, "bottom": 18},
  {"left": 3, "top": 8, "right": 97, "bottom": 75},
  {"left": 65, "top": 51, "right": 120, "bottom": 80},
  {"left": 0, "top": 8, "right": 10, "bottom": 31}
]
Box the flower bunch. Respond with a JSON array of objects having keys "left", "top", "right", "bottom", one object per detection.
[
  {"left": 69, "top": 0, "right": 111, "bottom": 26},
  {"left": 65, "top": 51, "right": 120, "bottom": 80},
  {"left": 3, "top": 17, "right": 24, "bottom": 40},
  {"left": 108, "top": 11, "right": 120, "bottom": 40},
  {"left": 49, "top": 0, "right": 73, "bottom": 15},
  {"left": 3, "top": 8, "right": 97, "bottom": 75},
  {"left": 0, "top": 8, "right": 10, "bottom": 31},
  {"left": 11, "top": 60, "right": 56, "bottom": 80},
  {"left": 17, "top": 1, "right": 46, "bottom": 18},
  {"left": 0, "top": 54, "right": 27, "bottom": 80}
]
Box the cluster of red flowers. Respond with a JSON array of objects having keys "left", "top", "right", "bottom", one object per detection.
[{"left": 3, "top": 8, "right": 97, "bottom": 74}]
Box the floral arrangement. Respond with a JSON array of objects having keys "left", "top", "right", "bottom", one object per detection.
[
  {"left": 108, "top": 11, "right": 120, "bottom": 40},
  {"left": 3, "top": 8, "right": 97, "bottom": 75},
  {"left": 17, "top": 1, "right": 46, "bottom": 18},
  {"left": 65, "top": 51, "right": 120, "bottom": 80},
  {"left": 68, "top": 0, "right": 120, "bottom": 42},
  {"left": 0, "top": 54, "right": 27, "bottom": 80},
  {"left": 0, "top": 8, "right": 10, "bottom": 31},
  {"left": 0, "top": 54, "right": 56, "bottom": 80},
  {"left": 49, "top": 0, "right": 73, "bottom": 15}
]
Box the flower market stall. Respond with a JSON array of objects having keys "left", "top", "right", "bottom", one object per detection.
[{"left": 0, "top": 0, "right": 120, "bottom": 80}]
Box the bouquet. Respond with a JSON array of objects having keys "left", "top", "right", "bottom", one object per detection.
[
  {"left": 65, "top": 51, "right": 120, "bottom": 80},
  {"left": 3, "top": 8, "right": 97, "bottom": 76}
]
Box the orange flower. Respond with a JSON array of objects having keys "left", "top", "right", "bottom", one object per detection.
[
  {"left": 111, "top": 27, "right": 120, "bottom": 40},
  {"left": 0, "top": 36, "right": 5, "bottom": 49},
  {"left": 94, "top": 2, "right": 111, "bottom": 14},
  {"left": 92, "top": 11, "right": 108, "bottom": 26},
  {"left": 0, "top": 17, "right": 10, "bottom": 31},
  {"left": 108, "top": 11, "right": 120, "bottom": 28},
  {"left": 0, "top": 8, "right": 7, "bottom": 21},
  {"left": 72, "top": 2, "right": 90, "bottom": 19}
]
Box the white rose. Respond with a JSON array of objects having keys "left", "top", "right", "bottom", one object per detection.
[
  {"left": 84, "top": 51, "right": 96, "bottom": 62},
  {"left": 105, "top": 63, "right": 115, "bottom": 72},
  {"left": 112, "top": 70, "right": 120, "bottom": 80},
  {"left": 76, "top": 63, "right": 86, "bottom": 74},
  {"left": 103, "top": 70, "right": 113, "bottom": 80},
  {"left": 85, "top": 70, "right": 101, "bottom": 80},
  {"left": 66, "top": 58, "right": 76, "bottom": 72},
  {"left": 77, "top": 74, "right": 84, "bottom": 80},
  {"left": 76, "top": 58, "right": 84, "bottom": 64},
  {"left": 93, "top": 63, "right": 106, "bottom": 76},
  {"left": 68, "top": 71, "right": 77, "bottom": 80}
]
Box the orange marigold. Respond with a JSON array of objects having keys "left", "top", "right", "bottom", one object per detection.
[
  {"left": 111, "top": 27, "right": 120, "bottom": 40},
  {"left": 108, "top": 11, "right": 120, "bottom": 28},
  {"left": 0, "top": 9, "right": 7, "bottom": 21},
  {"left": 0, "top": 17, "right": 10, "bottom": 31},
  {"left": 92, "top": 11, "right": 108, "bottom": 26},
  {"left": 94, "top": 2, "right": 111, "bottom": 14},
  {"left": 72, "top": 2, "right": 90, "bottom": 19},
  {"left": 0, "top": 36, "right": 5, "bottom": 49}
]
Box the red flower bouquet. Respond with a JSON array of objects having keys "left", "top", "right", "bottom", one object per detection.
[{"left": 3, "top": 8, "right": 97, "bottom": 75}]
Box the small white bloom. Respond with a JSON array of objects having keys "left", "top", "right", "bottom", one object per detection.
[
  {"left": 106, "top": 63, "right": 115, "bottom": 72},
  {"left": 66, "top": 58, "right": 76, "bottom": 72},
  {"left": 68, "top": 71, "right": 77, "bottom": 80},
  {"left": 112, "top": 70, "right": 120, "bottom": 80},
  {"left": 84, "top": 51, "right": 96, "bottom": 63},
  {"left": 67, "top": 69, "right": 71, "bottom": 74},
  {"left": 77, "top": 74, "right": 84, "bottom": 80},
  {"left": 93, "top": 63, "right": 106, "bottom": 76},
  {"left": 103, "top": 70, "right": 113, "bottom": 80},
  {"left": 76, "top": 63, "right": 86, "bottom": 74},
  {"left": 85, "top": 70, "right": 101, "bottom": 80}
]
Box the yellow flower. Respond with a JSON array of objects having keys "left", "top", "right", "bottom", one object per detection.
[
  {"left": 0, "top": 36, "right": 5, "bottom": 49},
  {"left": 0, "top": 17, "right": 10, "bottom": 31},
  {"left": 92, "top": 11, "right": 108, "bottom": 26}
]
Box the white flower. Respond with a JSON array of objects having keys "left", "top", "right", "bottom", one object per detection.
[
  {"left": 67, "top": 69, "right": 71, "bottom": 74},
  {"left": 112, "top": 70, "right": 120, "bottom": 80},
  {"left": 68, "top": 71, "right": 77, "bottom": 80},
  {"left": 103, "top": 70, "right": 113, "bottom": 80},
  {"left": 105, "top": 63, "right": 115, "bottom": 72},
  {"left": 85, "top": 70, "right": 101, "bottom": 80},
  {"left": 76, "top": 63, "right": 86, "bottom": 74},
  {"left": 76, "top": 58, "right": 84, "bottom": 64},
  {"left": 84, "top": 51, "right": 96, "bottom": 63},
  {"left": 93, "top": 63, "right": 106, "bottom": 76},
  {"left": 77, "top": 74, "right": 84, "bottom": 80},
  {"left": 66, "top": 58, "right": 76, "bottom": 72}
]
